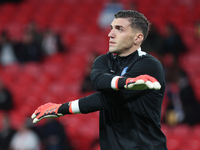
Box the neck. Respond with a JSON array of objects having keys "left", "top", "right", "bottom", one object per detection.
[{"left": 118, "top": 45, "right": 140, "bottom": 57}]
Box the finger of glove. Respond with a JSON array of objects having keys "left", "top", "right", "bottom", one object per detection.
[
  {"left": 127, "top": 80, "right": 145, "bottom": 89},
  {"left": 144, "top": 75, "right": 158, "bottom": 83},
  {"left": 127, "top": 79, "right": 145, "bottom": 87},
  {"left": 33, "top": 114, "right": 59, "bottom": 124},
  {"left": 145, "top": 81, "right": 154, "bottom": 89},
  {"left": 31, "top": 108, "right": 41, "bottom": 119},
  {"left": 143, "top": 75, "right": 161, "bottom": 90},
  {"left": 126, "top": 77, "right": 161, "bottom": 90},
  {"left": 35, "top": 103, "right": 55, "bottom": 117},
  {"left": 124, "top": 85, "right": 128, "bottom": 89},
  {"left": 33, "top": 116, "right": 45, "bottom": 123},
  {"left": 145, "top": 80, "right": 161, "bottom": 90},
  {"left": 31, "top": 104, "right": 46, "bottom": 119},
  {"left": 128, "top": 80, "right": 144, "bottom": 88},
  {"left": 128, "top": 83, "right": 148, "bottom": 90},
  {"left": 128, "top": 80, "right": 154, "bottom": 90},
  {"left": 135, "top": 75, "right": 149, "bottom": 82},
  {"left": 139, "top": 80, "right": 160, "bottom": 90},
  {"left": 36, "top": 105, "right": 61, "bottom": 120},
  {"left": 33, "top": 114, "right": 54, "bottom": 124},
  {"left": 33, "top": 116, "right": 44, "bottom": 124},
  {"left": 31, "top": 112, "right": 37, "bottom": 119},
  {"left": 130, "top": 81, "right": 161, "bottom": 90},
  {"left": 153, "top": 82, "right": 161, "bottom": 90}
]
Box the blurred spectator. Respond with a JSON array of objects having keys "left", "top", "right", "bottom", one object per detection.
[
  {"left": 0, "top": 80, "right": 13, "bottom": 111},
  {"left": 26, "top": 22, "right": 43, "bottom": 48},
  {"left": 14, "top": 30, "right": 43, "bottom": 63},
  {"left": 81, "top": 73, "right": 94, "bottom": 93},
  {"left": 164, "top": 56, "right": 200, "bottom": 126},
  {"left": 42, "top": 29, "right": 65, "bottom": 56},
  {"left": 0, "top": 31, "right": 17, "bottom": 66},
  {"left": 162, "top": 23, "right": 186, "bottom": 58},
  {"left": 164, "top": 55, "right": 179, "bottom": 83},
  {"left": 39, "top": 118, "right": 72, "bottom": 150},
  {"left": 179, "top": 70, "right": 200, "bottom": 125},
  {"left": 165, "top": 83, "right": 185, "bottom": 126},
  {"left": 164, "top": 59, "right": 185, "bottom": 126},
  {"left": 0, "top": 114, "right": 16, "bottom": 150},
  {"left": 98, "top": 0, "right": 124, "bottom": 29},
  {"left": 81, "top": 52, "right": 99, "bottom": 93},
  {"left": 194, "top": 20, "right": 200, "bottom": 41},
  {"left": 9, "top": 118, "right": 41, "bottom": 150},
  {"left": 142, "top": 24, "right": 164, "bottom": 54}
]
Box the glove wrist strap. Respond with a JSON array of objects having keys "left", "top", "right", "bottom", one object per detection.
[
  {"left": 58, "top": 100, "right": 81, "bottom": 115},
  {"left": 118, "top": 77, "right": 127, "bottom": 89},
  {"left": 58, "top": 102, "right": 70, "bottom": 115},
  {"left": 111, "top": 76, "right": 127, "bottom": 90}
]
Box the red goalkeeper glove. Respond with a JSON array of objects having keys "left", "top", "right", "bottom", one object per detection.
[
  {"left": 31, "top": 102, "right": 63, "bottom": 124},
  {"left": 124, "top": 75, "right": 161, "bottom": 90}
]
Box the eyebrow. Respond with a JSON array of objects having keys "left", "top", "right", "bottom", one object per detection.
[{"left": 110, "top": 25, "right": 125, "bottom": 29}]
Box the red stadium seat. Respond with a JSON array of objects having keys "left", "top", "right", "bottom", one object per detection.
[
  {"left": 62, "top": 33, "right": 76, "bottom": 47},
  {"left": 63, "top": 23, "right": 83, "bottom": 35},
  {"left": 181, "top": 137, "right": 200, "bottom": 150},
  {"left": 5, "top": 23, "right": 25, "bottom": 41},
  {"left": 0, "top": 15, "right": 12, "bottom": 28},
  {"left": 0, "top": 3, "right": 17, "bottom": 16},
  {"left": 191, "top": 124, "right": 200, "bottom": 138},
  {"left": 172, "top": 124, "right": 191, "bottom": 137},
  {"left": 167, "top": 134, "right": 185, "bottom": 150}
]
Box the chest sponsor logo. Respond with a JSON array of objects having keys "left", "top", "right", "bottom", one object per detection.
[{"left": 121, "top": 67, "right": 128, "bottom": 76}]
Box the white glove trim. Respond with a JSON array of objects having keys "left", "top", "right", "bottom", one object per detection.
[
  {"left": 111, "top": 76, "right": 121, "bottom": 90},
  {"left": 70, "top": 99, "right": 81, "bottom": 114}
]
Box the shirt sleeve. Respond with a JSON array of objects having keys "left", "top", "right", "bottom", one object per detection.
[
  {"left": 79, "top": 92, "right": 109, "bottom": 113},
  {"left": 78, "top": 90, "right": 137, "bottom": 114},
  {"left": 90, "top": 54, "right": 116, "bottom": 91}
]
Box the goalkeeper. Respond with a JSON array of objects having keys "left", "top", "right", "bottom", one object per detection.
[{"left": 31, "top": 10, "right": 168, "bottom": 150}]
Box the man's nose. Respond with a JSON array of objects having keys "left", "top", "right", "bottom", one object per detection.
[{"left": 108, "top": 29, "right": 115, "bottom": 38}]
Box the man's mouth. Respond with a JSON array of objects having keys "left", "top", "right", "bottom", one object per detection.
[{"left": 109, "top": 41, "right": 116, "bottom": 45}]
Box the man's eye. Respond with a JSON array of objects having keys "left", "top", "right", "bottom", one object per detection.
[{"left": 118, "top": 28, "right": 123, "bottom": 32}]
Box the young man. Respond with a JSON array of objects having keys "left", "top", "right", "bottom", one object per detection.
[{"left": 31, "top": 10, "right": 168, "bottom": 150}]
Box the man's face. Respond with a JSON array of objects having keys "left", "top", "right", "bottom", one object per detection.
[{"left": 108, "top": 18, "right": 136, "bottom": 56}]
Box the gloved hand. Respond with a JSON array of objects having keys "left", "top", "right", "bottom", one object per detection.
[
  {"left": 124, "top": 75, "right": 161, "bottom": 90},
  {"left": 31, "top": 102, "right": 63, "bottom": 124}
]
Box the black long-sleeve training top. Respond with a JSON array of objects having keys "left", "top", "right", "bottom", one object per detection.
[{"left": 79, "top": 48, "right": 168, "bottom": 150}]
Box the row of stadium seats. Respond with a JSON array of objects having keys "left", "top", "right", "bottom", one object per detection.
[
  {"left": 0, "top": 0, "right": 199, "bottom": 41},
  {"left": 162, "top": 124, "right": 200, "bottom": 150}
]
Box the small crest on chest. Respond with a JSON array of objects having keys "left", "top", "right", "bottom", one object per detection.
[{"left": 121, "top": 67, "right": 128, "bottom": 76}]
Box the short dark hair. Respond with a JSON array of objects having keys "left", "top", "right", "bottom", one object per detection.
[{"left": 115, "top": 10, "right": 150, "bottom": 41}]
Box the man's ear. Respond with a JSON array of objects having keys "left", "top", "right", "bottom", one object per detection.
[{"left": 134, "top": 33, "right": 144, "bottom": 44}]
